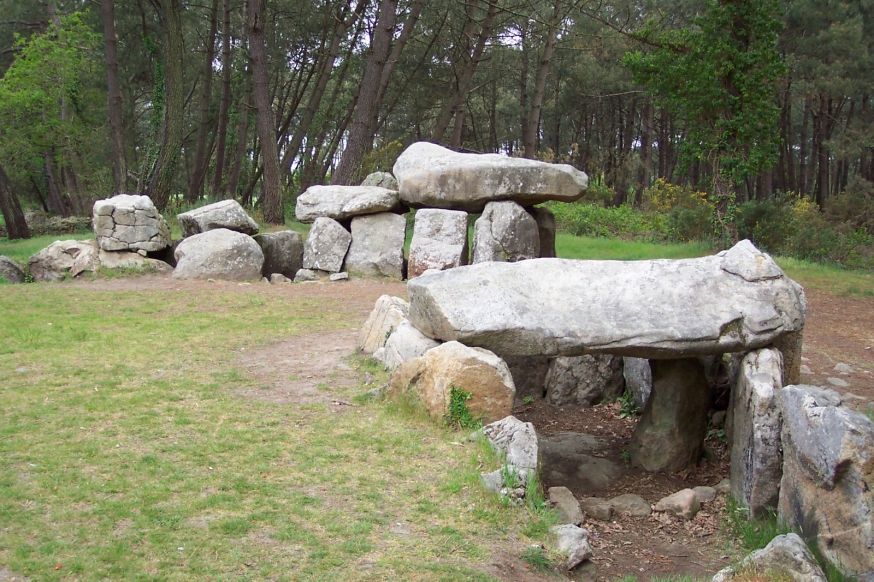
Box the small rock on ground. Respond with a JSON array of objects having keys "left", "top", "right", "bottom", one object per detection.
[
  {"left": 550, "top": 524, "right": 593, "bottom": 570},
  {"left": 608, "top": 493, "right": 651, "bottom": 517},
  {"left": 693, "top": 485, "right": 717, "bottom": 504},
  {"left": 826, "top": 377, "right": 849, "bottom": 388},
  {"left": 548, "top": 486, "right": 583, "bottom": 525},
  {"left": 654, "top": 488, "right": 700, "bottom": 520},
  {"left": 579, "top": 497, "right": 613, "bottom": 521}
]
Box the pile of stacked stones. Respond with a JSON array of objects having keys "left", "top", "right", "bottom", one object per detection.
[{"left": 293, "top": 141, "right": 588, "bottom": 281}]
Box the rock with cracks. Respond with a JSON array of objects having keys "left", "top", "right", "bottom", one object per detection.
[
  {"left": 93, "top": 194, "right": 171, "bottom": 252},
  {"left": 711, "top": 533, "right": 827, "bottom": 582},
  {"left": 173, "top": 229, "right": 264, "bottom": 281},
  {"left": 407, "top": 240, "right": 806, "bottom": 360},
  {"left": 344, "top": 213, "right": 405, "bottom": 279},
  {"left": 254, "top": 231, "right": 304, "bottom": 279},
  {"left": 730, "top": 348, "right": 784, "bottom": 518},
  {"left": 302, "top": 217, "right": 351, "bottom": 273},
  {"left": 393, "top": 141, "right": 588, "bottom": 211},
  {"left": 550, "top": 524, "right": 593, "bottom": 570},
  {"left": 481, "top": 415, "right": 539, "bottom": 481},
  {"left": 294, "top": 185, "right": 399, "bottom": 223},
  {"left": 177, "top": 199, "right": 259, "bottom": 238},
  {"left": 545, "top": 355, "right": 625, "bottom": 407},
  {"left": 389, "top": 341, "right": 515, "bottom": 425},
  {"left": 471, "top": 201, "right": 539, "bottom": 263},
  {"left": 358, "top": 295, "right": 409, "bottom": 355},
  {"left": 28, "top": 240, "right": 98, "bottom": 281},
  {"left": 376, "top": 320, "right": 440, "bottom": 371},
  {"left": 407, "top": 209, "right": 469, "bottom": 278},
  {"left": 777, "top": 385, "right": 874, "bottom": 578},
  {"left": 623, "top": 357, "right": 652, "bottom": 409}
]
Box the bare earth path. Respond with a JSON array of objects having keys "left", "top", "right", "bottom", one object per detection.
[{"left": 66, "top": 274, "right": 873, "bottom": 581}]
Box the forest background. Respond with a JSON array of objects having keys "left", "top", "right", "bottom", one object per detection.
[{"left": 0, "top": 0, "right": 872, "bottom": 269}]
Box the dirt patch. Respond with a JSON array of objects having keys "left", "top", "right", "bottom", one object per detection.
[{"left": 0, "top": 568, "right": 28, "bottom": 582}]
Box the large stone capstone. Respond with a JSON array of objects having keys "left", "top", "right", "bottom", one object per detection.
[
  {"left": 393, "top": 142, "right": 588, "bottom": 211},
  {"left": 407, "top": 240, "right": 806, "bottom": 360},
  {"left": 92, "top": 194, "right": 170, "bottom": 252},
  {"left": 177, "top": 199, "right": 259, "bottom": 238},
  {"left": 294, "top": 185, "right": 400, "bottom": 223}
]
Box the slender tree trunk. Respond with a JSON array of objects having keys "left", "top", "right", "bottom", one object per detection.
[
  {"left": 212, "top": 0, "right": 234, "bottom": 197},
  {"left": 247, "top": 0, "right": 283, "bottom": 223},
  {"left": 331, "top": 0, "right": 398, "bottom": 185},
  {"left": 44, "top": 153, "right": 68, "bottom": 216},
  {"left": 187, "top": 0, "right": 219, "bottom": 202},
  {"left": 227, "top": 63, "right": 252, "bottom": 199},
  {"left": 0, "top": 165, "right": 30, "bottom": 239},
  {"left": 638, "top": 100, "right": 653, "bottom": 205},
  {"left": 523, "top": 2, "right": 561, "bottom": 159},
  {"left": 101, "top": 0, "right": 127, "bottom": 193},
  {"left": 145, "top": 0, "right": 185, "bottom": 210},
  {"left": 799, "top": 96, "right": 810, "bottom": 196}
]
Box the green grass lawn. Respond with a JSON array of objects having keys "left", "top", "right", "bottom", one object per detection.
[{"left": 0, "top": 283, "right": 553, "bottom": 580}]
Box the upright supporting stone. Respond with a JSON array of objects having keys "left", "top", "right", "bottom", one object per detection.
[
  {"left": 529, "top": 206, "right": 556, "bottom": 258},
  {"left": 629, "top": 359, "right": 710, "bottom": 472},
  {"left": 407, "top": 209, "right": 469, "bottom": 278},
  {"left": 772, "top": 331, "right": 803, "bottom": 385},
  {"left": 729, "top": 348, "right": 784, "bottom": 517}
]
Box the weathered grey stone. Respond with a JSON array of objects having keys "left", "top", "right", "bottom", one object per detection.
[
  {"left": 92, "top": 194, "right": 170, "bottom": 252},
  {"left": 254, "top": 231, "right": 303, "bottom": 278},
  {"left": 529, "top": 206, "right": 556, "bottom": 258},
  {"left": 293, "top": 268, "right": 318, "bottom": 282},
  {"left": 545, "top": 355, "right": 625, "bottom": 407},
  {"left": 579, "top": 497, "right": 613, "bottom": 521},
  {"left": 693, "top": 486, "right": 717, "bottom": 504},
  {"left": 826, "top": 376, "right": 849, "bottom": 388},
  {"left": 344, "top": 212, "right": 405, "bottom": 279},
  {"left": 480, "top": 469, "right": 503, "bottom": 494},
  {"left": 173, "top": 228, "right": 264, "bottom": 281},
  {"left": 377, "top": 320, "right": 440, "bottom": 371},
  {"left": 294, "top": 185, "right": 400, "bottom": 223},
  {"left": 360, "top": 171, "right": 398, "bottom": 190},
  {"left": 407, "top": 240, "right": 806, "bottom": 359},
  {"left": 0, "top": 255, "right": 25, "bottom": 283},
  {"left": 778, "top": 385, "right": 873, "bottom": 578},
  {"left": 608, "top": 493, "right": 651, "bottom": 517},
  {"left": 28, "top": 240, "right": 98, "bottom": 281},
  {"left": 390, "top": 341, "right": 515, "bottom": 424},
  {"left": 711, "top": 533, "right": 827, "bottom": 582},
  {"left": 623, "top": 357, "right": 652, "bottom": 409},
  {"left": 715, "top": 479, "right": 731, "bottom": 495},
  {"left": 177, "top": 199, "right": 259, "bottom": 237},
  {"left": 302, "top": 217, "right": 351, "bottom": 273},
  {"left": 269, "top": 273, "right": 291, "bottom": 284},
  {"left": 97, "top": 249, "right": 172, "bottom": 273},
  {"left": 329, "top": 272, "right": 349, "bottom": 281},
  {"left": 548, "top": 486, "right": 583, "bottom": 525},
  {"left": 358, "top": 295, "right": 409, "bottom": 354},
  {"left": 471, "top": 201, "right": 540, "bottom": 263},
  {"left": 393, "top": 141, "right": 588, "bottom": 211},
  {"left": 730, "top": 348, "right": 784, "bottom": 518},
  {"left": 482, "top": 415, "right": 538, "bottom": 478},
  {"left": 629, "top": 359, "right": 711, "bottom": 472},
  {"left": 833, "top": 362, "right": 854, "bottom": 375},
  {"left": 549, "top": 524, "right": 593, "bottom": 570},
  {"left": 654, "top": 489, "right": 700, "bottom": 520},
  {"left": 407, "top": 209, "right": 468, "bottom": 278}
]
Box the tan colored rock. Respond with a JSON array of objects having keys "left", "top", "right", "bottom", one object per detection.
[
  {"left": 357, "top": 295, "right": 409, "bottom": 354},
  {"left": 654, "top": 488, "right": 700, "bottom": 520}
]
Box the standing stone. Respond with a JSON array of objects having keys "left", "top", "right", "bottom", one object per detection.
[
  {"left": 390, "top": 341, "right": 516, "bottom": 424},
  {"left": 344, "top": 212, "right": 406, "bottom": 279},
  {"left": 358, "top": 295, "right": 409, "bottom": 354},
  {"left": 471, "top": 201, "right": 540, "bottom": 264},
  {"left": 254, "top": 231, "right": 304, "bottom": 278},
  {"left": 623, "top": 358, "right": 652, "bottom": 409},
  {"left": 545, "top": 355, "right": 625, "bottom": 407},
  {"left": 629, "top": 359, "right": 711, "bottom": 472},
  {"left": 481, "top": 415, "right": 539, "bottom": 486},
  {"left": 302, "top": 217, "right": 351, "bottom": 273},
  {"left": 393, "top": 141, "right": 589, "bottom": 211},
  {"left": 730, "top": 348, "right": 784, "bottom": 518},
  {"left": 0, "top": 255, "right": 26, "bottom": 283},
  {"left": 377, "top": 320, "right": 440, "bottom": 371},
  {"left": 177, "top": 199, "right": 259, "bottom": 237},
  {"left": 28, "top": 240, "right": 98, "bottom": 281},
  {"left": 503, "top": 356, "right": 551, "bottom": 403},
  {"left": 294, "top": 185, "right": 399, "bottom": 223},
  {"left": 92, "top": 194, "right": 171, "bottom": 252},
  {"left": 529, "top": 206, "right": 556, "bottom": 258},
  {"left": 360, "top": 171, "right": 398, "bottom": 190},
  {"left": 777, "top": 385, "right": 874, "bottom": 579},
  {"left": 172, "top": 228, "right": 264, "bottom": 281},
  {"left": 407, "top": 209, "right": 468, "bottom": 278}
]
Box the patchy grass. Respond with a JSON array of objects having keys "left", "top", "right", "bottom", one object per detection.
[
  {"left": 775, "top": 256, "right": 874, "bottom": 298},
  {"left": 0, "top": 282, "right": 550, "bottom": 580}
]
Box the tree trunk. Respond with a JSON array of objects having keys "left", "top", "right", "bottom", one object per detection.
[
  {"left": 145, "top": 0, "right": 185, "bottom": 211},
  {"left": 101, "top": 0, "right": 127, "bottom": 193},
  {"left": 637, "top": 100, "right": 653, "bottom": 205},
  {"left": 523, "top": 2, "right": 561, "bottom": 159},
  {"left": 0, "top": 165, "right": 30, "bottom": 239},
  {"left": 247, "top": 0, "right": 283, "bottom": 223},
  {"left": 212, "top": 0, "right": 234, "bottom": 197},
  {"left": 331, "top": 0, "right": 398, "bottom": 185},
  {"left": 187, "top": 0, "right": 219, "bottom": 202}
]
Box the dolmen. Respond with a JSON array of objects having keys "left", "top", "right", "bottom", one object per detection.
[{"left": 293, "top": 142, "right": 588, "bottom": 280}]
